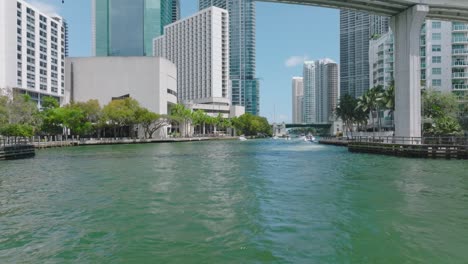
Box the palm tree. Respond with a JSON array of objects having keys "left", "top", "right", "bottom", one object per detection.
[
  {"left": 335, "top": 94, "right": 358, "bottom": 135},
  {"left": 381, "top": 84, "right": 395, "bottom": 130},
  {"left": 357, "top": 87, "right": 383, "bottom": 136},
  {"left": 192, "top": 109, "right": 208, "bottom": 135},
  {"left": 171, "top": 104, "right": 192, "bottom": 137}
]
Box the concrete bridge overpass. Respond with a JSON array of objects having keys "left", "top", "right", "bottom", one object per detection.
[{"left": 261, "top": 1, "right": 468, "bottom": 22}]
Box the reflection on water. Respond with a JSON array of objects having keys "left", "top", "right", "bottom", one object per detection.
[{"left": 1, "top": 140, "right": 468, "bottom": 263}]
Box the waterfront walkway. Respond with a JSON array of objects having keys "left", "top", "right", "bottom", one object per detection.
[
  {"left": 0, "top": 136, "right": 237, "bottom": 159},
  {"left": 32, "top": 136, "right": 237, "bottom": 149}
]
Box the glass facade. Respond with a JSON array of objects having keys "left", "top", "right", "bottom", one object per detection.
[
  {"left": 199, "top": 0, "right": 260, "bottom": 115},
  {"left": 340, "top": 10, "right": 389, "bottom": 98},
  {"left": 94, "top": 0, "right": 173, "bottom": 56}
]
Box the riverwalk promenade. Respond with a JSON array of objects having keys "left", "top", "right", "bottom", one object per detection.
[
  {"left": 32, "top": 136, "right": 237, "bottom": 149},
  {"left": 0, "top": 136, "right": 237, "bottom": 160}
]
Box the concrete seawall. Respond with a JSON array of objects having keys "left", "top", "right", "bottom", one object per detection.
[
  {"left": 33, "top": 137, "right": 238, "bottom": 149},
  {"left": 0, "top": 145, "right": 35, "bottom": 160}
]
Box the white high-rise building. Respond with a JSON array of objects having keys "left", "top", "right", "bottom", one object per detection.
[
  {"left": 370, "top": 20, "right": 467, "bottom": 94},
  {"left": 292, "top": 77, "right": 303, "bottom": 123},
  {"left": 154, "top": 7, "right": 231, "bottom": 116},
  {"left": 303, "top": 59, "right": 339, "bottom": 124},
  {"left": 303, "top": 61, "right": 317, "bottom": 124},
  {"left": 0, "top": 0, "right": 67, "bottom": 105},
  {"left": 369, "top": 31, "right": 394, "bottom": 89},
  {"left": 452, "top": 22, "right": 468, "bottom": 94}
]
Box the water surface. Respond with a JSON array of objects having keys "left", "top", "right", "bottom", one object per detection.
[{"left": 1, "top": 140, "right": 468, "bottom": 263}]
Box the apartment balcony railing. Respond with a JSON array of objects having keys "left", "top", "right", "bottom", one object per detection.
[
  {"left": 453, "top": 84, "right": 468, "bottom": 90},
  {"left": 452, "top": 49, "right": 468, "bottom": 55},
  {"left": 452, "top": 37, "right": 468, "bottom": 43},
  {"left": 453, "top": 61, "right": 468, "bottom": 66},
  {"left": 452, "top": 72, "right": 468, "bottom": 78},
  {"left": 453, "top": 24, "right": 468, "bottom": 31}
]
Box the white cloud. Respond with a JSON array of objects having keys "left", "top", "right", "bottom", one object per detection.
[
  {"left": 285, "top": 55, "right": 308, "bottom": 68},
  {"left": 27, "top": 0, "right": 60, "bottom": 16}
]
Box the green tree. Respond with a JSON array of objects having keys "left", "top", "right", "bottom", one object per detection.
[
  {"left": 60, "top": 104, "right": 93, "bottom": 137},
  {"left": 136, "top": 108, "right": 168, "bottom": 139},
  {"left": 0, "top": 93, "right": 8, "bottom": 130},
  {"left": 40, "top": 96, "right": 62, "bottom": 135},
  {"left": 426, "top": 116, "right": 462, "bottom": 136},
  {"left": 232, "top": 113, "right": 272, "bottom": 137},
  {"left": 422, "top": 89, "right": 462, "bottom": 135},
  {"left": 423, "top": 89, "right": 459, "bottom": 119},
  {"left": 357, "top": 87, "right": 384, "bottom": 134},
  {"left": 191, "top": 109, "right": 208, "bottom": 135},
  {"left": 382, "top": 84, "right": 395, "bottom": 129},
  {"left": 170, "top": 104, "right": 192, "bottom": 137},
  {"left": 102, "top": 98, "right": 141, "bottom": 137},
  {"left": 335, "top": 94, "right": 359, "bottom": 134}
]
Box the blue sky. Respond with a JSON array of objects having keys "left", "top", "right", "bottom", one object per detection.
[{"left": 27, "top": 0, "right": 339, "bottom": 123}]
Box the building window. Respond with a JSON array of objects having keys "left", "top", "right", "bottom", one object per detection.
[
  {"left": 432, "top": 21, "right": 441, "bottom": 29},
  {"left": 432, "top": 45, "right": 441, "bottom": 52},
  {"left": 432, "top": 33, "right": 441, "bottom": 40},
  {"left": 432, "top": 68, "right": 442, "bottom": 75},
  {"left": 432, "top": 79, "right": 442, "bottom": 86},
  {"left": 432, "top": 56, "right": 442, "bottom": 63},
  {"left": 26, "top": 8, "right": 35, "bottom": 16}
]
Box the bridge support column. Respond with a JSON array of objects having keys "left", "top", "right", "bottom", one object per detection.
[{"left": 391, "top": 5, "right": 428, "bottom": 139}]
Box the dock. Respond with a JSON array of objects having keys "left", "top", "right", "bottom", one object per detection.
[{"left": 320, "top": 136, "right": 468, "bottom": 160}]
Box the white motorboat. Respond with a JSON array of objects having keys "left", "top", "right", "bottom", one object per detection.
[
  {"left": 304, "top": 134, "right": 317, "bottom": 143},
  {"left": 239, "top": 136, "right": 247, "bottom": 141}
]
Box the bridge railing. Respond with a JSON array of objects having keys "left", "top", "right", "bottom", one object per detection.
[{"left": 348, "top": 136, "right": 468, "bottom": 146}]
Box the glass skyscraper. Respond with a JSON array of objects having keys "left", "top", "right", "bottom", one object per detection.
[
  {"left": 340, "top": 10, "right": 389, "bottom": 98},
  {"left": 92, "top": 0, "right": 175, "bottom": 56},
  {"left": 199, "top": 0, "right": 260, "bottom": 115}
]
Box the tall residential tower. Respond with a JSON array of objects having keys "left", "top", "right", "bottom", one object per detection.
[
  {"left": 370, "top": 20, "right": 468, "bottom": 95},
  {"left": 199, "top": 0, "right": 260, "bottom": 115},
  {"left": 303, "top": 59, "right": 339, "bottom": 124},
  {"left": 291, "top": 77, "right": 304, "bottom": 123},
  {"left": 92, "top": 0, "right": 177, "bottom": 57},
  {"left": 340, "top": 10, "right": 389, "bottom": 98}
]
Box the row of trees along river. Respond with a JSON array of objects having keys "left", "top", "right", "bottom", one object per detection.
[
  {"left": 335, "top": 85, "right": 468, "bottom": 136},
  {"left": 0, "top": 90, "right": 272, "bottom": 141}
]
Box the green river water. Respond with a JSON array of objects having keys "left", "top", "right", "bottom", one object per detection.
[{"left": 1, "top": 139, "right": 468, "bottom": 263}]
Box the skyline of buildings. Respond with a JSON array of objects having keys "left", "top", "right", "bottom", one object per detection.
[
  {"left": 2, "top": 1, "right": 468, "bottom": 124},
  {"left": 199, "top": 0, "right": 260, "bottom": 115},
  {"left": 92, "top": 0, "right": 178, "bottom": 57},
  {"left": 0, "top": 0, "right": 67, "bottom": 106}
]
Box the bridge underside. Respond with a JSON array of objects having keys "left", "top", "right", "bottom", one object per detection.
[
  {"left": 286, "top": 124, "right": 332, "bottom": 129},
  {"left": 261, "top": 0, "right": 468, "bottom": 22}
]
